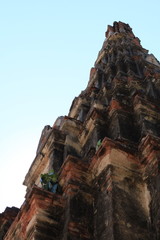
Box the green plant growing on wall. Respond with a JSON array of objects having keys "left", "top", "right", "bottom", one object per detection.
[
  {"left": 40, "top": 170, "right": 58, "bottom": 193},
  {"left": 96, "top": 139, "right": 102, "bottom": 151}
]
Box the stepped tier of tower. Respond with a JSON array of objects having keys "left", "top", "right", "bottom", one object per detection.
[{"left": 1, "top": 21, "right": 160, "bottom": 240}]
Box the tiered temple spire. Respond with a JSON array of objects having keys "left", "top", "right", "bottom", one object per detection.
[{"left": 1, "top": 21, "right": 160, "bottom": 240}]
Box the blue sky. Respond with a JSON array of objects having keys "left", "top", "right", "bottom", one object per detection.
[{"left": 0, "top": 0, "right": 160, "bottom": 213}]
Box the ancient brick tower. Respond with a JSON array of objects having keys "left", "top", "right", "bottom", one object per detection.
[{"left": 1, "top": 21, "right": 160, "bottom": 240}]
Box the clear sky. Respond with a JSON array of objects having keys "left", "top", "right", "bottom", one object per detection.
[{"left": 0, "top": 0, "right": 160, "bottom": 213}]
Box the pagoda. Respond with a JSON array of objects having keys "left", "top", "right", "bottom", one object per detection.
[{"left": 1, "top": 21, "right": 160, "bottom": 240}]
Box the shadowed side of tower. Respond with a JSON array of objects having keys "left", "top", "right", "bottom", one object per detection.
[{"left": 1, "top": 21, "right": 160, "bottom": 240}]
